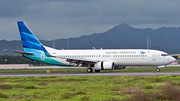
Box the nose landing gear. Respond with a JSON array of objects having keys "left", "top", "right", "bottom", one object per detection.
[
  {"left": 157, "top": 65, "right": 166, "bottom": 72},
  {"left": 157, "top": 68, "right": 160, "bottom": 72}
]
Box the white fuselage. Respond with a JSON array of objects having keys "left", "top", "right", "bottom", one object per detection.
[{"left": 47, "top": 48, "right": 176, "bottom": 66}]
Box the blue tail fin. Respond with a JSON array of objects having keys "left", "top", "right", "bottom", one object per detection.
[{"left": 17, "top": 21, "right": 50, "bottom": 57}]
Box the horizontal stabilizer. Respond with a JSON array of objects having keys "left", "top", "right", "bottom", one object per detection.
[{"left": 4, "top": 49, "right": 33, "bottom": 55}]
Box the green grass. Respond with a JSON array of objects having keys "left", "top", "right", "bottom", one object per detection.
[
  {"left": 0, "top": 66, "right": 180, "bottom": 73},
  {"left": 0, "top": 76, "right": 180, "bottom": 101}
]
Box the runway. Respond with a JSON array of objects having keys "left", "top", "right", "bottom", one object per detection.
[
  {"left": 0, "top": 65, "right": 179, "bottom": 69},
  {"left": 0, "top": 71, "right": 180, "bottom": 77}
]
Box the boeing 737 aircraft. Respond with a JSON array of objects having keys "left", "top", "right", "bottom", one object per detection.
[{"left": 9, "top": 21, "right": 176, "bottom": 73}]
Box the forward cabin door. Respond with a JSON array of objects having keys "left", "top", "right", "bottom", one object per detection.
[{"left": 152, "top": 52, "right": 156, "bottom": 61}]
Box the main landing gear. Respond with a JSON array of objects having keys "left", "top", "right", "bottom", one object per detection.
[
  {"left": 87, "top": 68, "right": 93, "bottom": 73},
  {"left": 87, "top": 67, "right": 101, "bottom": 73}
]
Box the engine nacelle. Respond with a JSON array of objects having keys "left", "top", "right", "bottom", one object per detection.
[
  {"left": 114, "top": 66, "right": 126, "bottom": 69},
  {"left": 94, "top": 61, "right": 115, "bottom": 70}
]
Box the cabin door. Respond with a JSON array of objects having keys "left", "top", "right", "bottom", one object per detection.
[{"left": 152, "top": 53, "right": 156, "bottom": 61}]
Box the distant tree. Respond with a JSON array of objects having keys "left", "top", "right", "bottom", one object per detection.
[{"left": 0, "top": 55, "right": 50, "bottom": 66}]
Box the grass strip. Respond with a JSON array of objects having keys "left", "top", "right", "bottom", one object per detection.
[{"left": 0, "top": 76, "right": 179, "bottom": 100}]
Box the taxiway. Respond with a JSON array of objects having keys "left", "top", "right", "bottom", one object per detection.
[{"left": 0, "top": 72, "right": 180, "bottom": 77}]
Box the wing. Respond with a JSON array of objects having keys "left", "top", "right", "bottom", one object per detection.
[{"left": 56, "top": 57, "right": 101, "bottom": 67}]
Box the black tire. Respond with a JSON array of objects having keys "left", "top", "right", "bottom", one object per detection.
[
  {"left": 95, "top": 70, "right": 100, "bottom": 72},
  {"left": 87, "top": 68, "right": 93, "bottom": 73},
  {"left": 157, "top": 68, "right": 160, "bottom": 72}
]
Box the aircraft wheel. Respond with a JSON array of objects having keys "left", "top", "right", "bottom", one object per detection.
[
  {"left": 157, "top": 68, "right": 160, "bottom": 72},
  {"left": 95, "top": 70, "right": 100, "bottom": 72},
  {"left": 87, "top": 68, "right": 93, "bottom": 73}
]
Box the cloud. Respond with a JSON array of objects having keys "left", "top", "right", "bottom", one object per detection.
[{"left": 0, "top": 0, "right": 180, "bottom": 40}]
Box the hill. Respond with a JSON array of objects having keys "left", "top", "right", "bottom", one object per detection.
[{"left": 1, "top": 23, "right": 180, "bottom": 55}]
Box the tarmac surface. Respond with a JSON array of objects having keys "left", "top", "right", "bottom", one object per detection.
[
  {"left": 0, "top": 65, "right": 179, "bottom": 77},
  {"left": 0, "top": 65, "right": 179, "bottom": 69},
  {"left": 0, "top": 72, "right": 180, "bottom": 77}
]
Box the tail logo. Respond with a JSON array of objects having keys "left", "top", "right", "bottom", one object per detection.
[
  {"left": 140, "top": 51, "right": 146, "bottom": 55},
  {"left": 41, "top": 53, "right": 45, "bottom": 61},
  {"left": 18, "top": 21, "right": 51, "bottom": 57}
]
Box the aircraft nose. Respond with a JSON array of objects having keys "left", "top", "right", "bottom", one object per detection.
[{"left": 169, "top": 56, "right": 176, "bottom": 63}]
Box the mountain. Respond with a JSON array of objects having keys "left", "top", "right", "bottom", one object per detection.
[{"left": 1, "top": 23, "right": 180, "bottom": 55}]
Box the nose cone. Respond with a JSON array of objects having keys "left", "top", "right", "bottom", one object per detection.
[{"left": 169, "top": 56, "right": 176, "bottom": 63}]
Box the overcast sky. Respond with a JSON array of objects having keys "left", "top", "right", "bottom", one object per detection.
[{"left": 1, "top": 0, "right": 180, "bottom": 40}]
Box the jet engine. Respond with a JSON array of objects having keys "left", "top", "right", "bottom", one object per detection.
[{"left": 94, "top": 61, "right": 115, "bottom": 70}]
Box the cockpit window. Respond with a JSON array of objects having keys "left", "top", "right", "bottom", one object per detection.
[{"left": 161, "top": 54, "right": 168, "bottom": 56}]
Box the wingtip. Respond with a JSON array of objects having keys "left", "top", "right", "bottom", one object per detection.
[{"left": 17, "top": 21, "right": 24, "bottom": 23}]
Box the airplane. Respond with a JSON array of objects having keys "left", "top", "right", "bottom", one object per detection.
[{"left": 9, "top": 21, "right": 176, "bottom": 73}]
